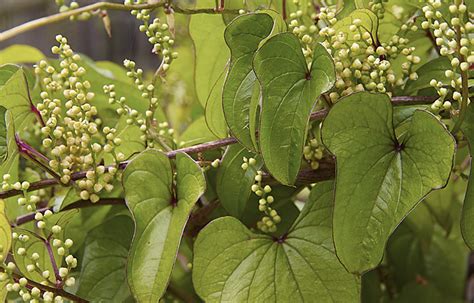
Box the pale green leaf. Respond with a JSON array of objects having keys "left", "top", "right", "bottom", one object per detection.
[
  {"left": 179, "top": 116, "right": 218, "bottom": 147},
  {"left": 0, "top": 45, "right": 44, "bottom": 65},
  {"left": 321, "top": 92, "right": 455, "bottom": 273},
  {"left": 0, "top": 109, "right": 21, "bottom": 220},
  {"left": 193, "top": 181, "right": 360, "bottom": 302},
  {"left": 123, "top": 150, "right": 205, "bottom": 302},
  {"left": 254, "top": 34, "right": 335, "bottom": 185},
  {"left": 77, "top": 215, "right": 134, "bottom": 302},
  {"left": 0, "top": 64, "right": 36, "bottom": 132},
  {"left": 205, "top": 68, "right": 229, "bottom": 138},
  {"left": 223, "top": 13, "right": 274, "bottom": 150},
  {"left": 189, "top": 0, "right": 229, "bottom": 108}
]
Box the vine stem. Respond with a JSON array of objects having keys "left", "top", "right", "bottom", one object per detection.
[
  {"left": 0, "top": 2, "right": 238, "bottom": 42},
  {"left": 11, "top": 273, "right": 88, "bottom": 302},
  {"left": 44, "top": 237, "right": 62, "bottom": 288},
  {"left": 0, "top": 96, "right": 435, "bottom": 200}
]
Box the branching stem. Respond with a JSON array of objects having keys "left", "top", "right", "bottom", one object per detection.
[{"left": 0, "top": 96, "right": 435, "bottom": 201}]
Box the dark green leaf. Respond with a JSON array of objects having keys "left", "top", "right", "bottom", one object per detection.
[
  {"left": 254, "top": 34, "right": 335, "bottom": 185},
  {"left": 223, "top": 13, "right": 274, "bottom": 150},
  {"left": 321, "top": 92, "right": 455, "bottom": 273},
  {"left": 216, "top": 144, "right": 263, "bottom": 218},
  {"left": 76, "top": 215, "right": 134, "bottom": 302},
  {"left": 193, "top": 181, "right": 360, "bottom": 302}
]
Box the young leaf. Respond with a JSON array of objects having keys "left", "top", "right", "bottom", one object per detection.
[
  {"left": 77, "top": 215, "right": 134, "bottom": 302},
  {"left": 123, "top": 149, "right": 205, "bottom": 302},
  {"left": 216, "top": 144, "right": 263, "bottom": 218},
  {"left": 193, "top": 181, "right": 360, "bottom": 302},
  {"left": 321, "top": 92, "right": 455, "bottom": 273},
  {"left": 254, "top": 34, "right": 335, "bottom": 185},
  {"left": 222, "top": 13, "right": 274, "bottom": 150}
]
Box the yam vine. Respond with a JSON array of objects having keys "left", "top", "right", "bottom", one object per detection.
[{"left": 0, "top": 0, "right": 473, "bottom": 302}]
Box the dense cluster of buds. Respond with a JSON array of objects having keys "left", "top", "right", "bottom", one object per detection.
[
  {"left": 303, "top": 138, "right": 324, "bottom": 170},
  {"left": 34, "top": 35, "right": 120, "bottom": 202},
  {"left": 124, "top": 0, "right": 177, "bottom": 71},
  {"left": 421, "top": 0, "right": 473, "bottom": 112}
]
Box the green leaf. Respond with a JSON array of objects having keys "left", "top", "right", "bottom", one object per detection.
[
  {"left": 321, "top": 92, "right": 455, "bottom": 273},
  {"left": 332, "top": 9, "right": 379, "bottom": 44},
  {"left": 77, "top": 215, "right": 134, "bottom": 302},
  {"left": 190, "top": 0, "right": 229, "bottom": 137},
  {"left": 404, "top": 57, "right": 451, "bottom": 94},
  {"left": 205, "top": 68, "right": 229, "bottom": 138},
  {"left": 254, "top": 34, "right": 335, "bottom": 185},
  {"left": 123, "top": 150, "right": 206, "bottom": 302},
  {"left": 193, "top": 181, "right": 360, "bottom": 302},
  {"left": 13, "top": 229, "right": 62, "bottom": 284},
  {"left": 0, "top": 200, "right": 11, "bottom": 264},
  {"left": 0, "top": 109, "right": 21, "bottom": 220},
  {"left": 222, "top": 13, "right": 274, "bottom": 150},
  {"left": 0, "top": 64, "right": 36, "bottom": 132},
  {"left": 460, "top": 103, "right": 474, "bottom": 249},
  {"left": 179, "top": 116, "right": 218, "bottom": 147},
  {"left": 216, "top": 144, "right": 263, "bottom": 218},
  {"left": 0, "top": 45, "right": 44, "bottom": 65}
]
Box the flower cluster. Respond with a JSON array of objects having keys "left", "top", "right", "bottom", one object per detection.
[
  {"left": 368, "top": 0, "right": 388, "bottom": 19},
  {"left": 322, "top": 18, "right": 421, "bottom": 100},
  {"left": 34, "top": 35, "right": 120, "bottom": 202},
  {"left": 421, "top": 0, "right": 473, "bottom": 112},
  {"left": 288, "top": 1, "right": 321, "bottom": 59},
  {"left": 124, "top": 0, "right": 177, "bottom": 71},
  {"left": 1, "top": 178, "right": 40, "bottom": 212},
  {"left": 242, "top": 157, "right": 281, "bottom": 233},
  {"left": 303, "top": 138, "right": 324, "bottom": 170}
]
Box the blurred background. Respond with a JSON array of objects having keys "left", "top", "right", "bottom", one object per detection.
[{"left": 0, "top": 0, "right": 161, "bottom": 69}]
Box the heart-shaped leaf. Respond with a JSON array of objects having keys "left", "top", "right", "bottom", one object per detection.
[
  {"left": 254, "top": 34, "right": 335, "bottom": 185},
  {"left": 223, "top": 13, "right": 274, "bottom": 150},
  {"left": 123, "top": 149, "right": 206, "bottom": 302},
  {"left": 77, "top": 215, "right": 133, "bottom": 302},
  {"left": 321, "top": 92, "right": 455, "bottom": 273},
  {"left": 193, "top": 181, "right": 360, "bottom": 302}
]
